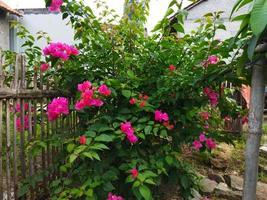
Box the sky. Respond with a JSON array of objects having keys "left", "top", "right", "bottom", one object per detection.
[{"left": 3, "top": 0, "right": 190, "bottom": 32}]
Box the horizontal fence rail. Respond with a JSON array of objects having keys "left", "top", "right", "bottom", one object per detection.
[{"left": 0, "top": 51, "right": 77, "bottom": 200}]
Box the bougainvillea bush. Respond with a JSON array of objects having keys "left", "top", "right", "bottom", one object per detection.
[{"left": 20, "top": 0, "right": 248, "bottom": 199}]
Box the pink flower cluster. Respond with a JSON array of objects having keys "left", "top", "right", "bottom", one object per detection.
[
  {"left": 43, "top": 42, "right": 79, "bottom": 61},
  {"left": 40, "top": 63, "right": 50, "bottom": 72},
  {"left": 14, "top": 103, "right": 34, "bottom": 132},
  {"left": 129, "top": 94, "right": 149, "bottom": 108},
  {"left": 75, "top": 81, "right": 111, "bottom": 111},
  {"left": 154, "top": 110, "right": 174, "bottom": 130},
  {"left": 131, "top": 168, "right": 139, "bottom": 178},
  {"left": 203, "top": 87, "right": 219, "bottom": 106},
  {"left": 202, "top": 55, "right": 219, "bottom": 68},
  {"left": 120, "top": 121, "right": 138, "bottom": 144},
  {"left": 48, "top": 0, "right": 63, "bottom": 12},
  {"left": 169, "top": 64, "right": 176, "bottom": 71},
  {"left": 154, "top": 110, "right": 169, "bottom": 122},
  {"left": 192, "top": 133, "right": 216, "bottom": 151},
  {"left": 199, "top": 111, "right": 209, "bottom": 121},
  {"left": 107, "top": 193, "right": 124, "bottom": 200},
  {"left": 16, "top": 115, "right": 29, "bottom": 132},
  {"left": 47, "top": 97, "right": 69, "bottom": 121}
]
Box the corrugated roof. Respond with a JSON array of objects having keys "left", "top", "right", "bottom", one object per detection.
[{"left": 0, "top": 0, "right": 22, "bottom": 16}]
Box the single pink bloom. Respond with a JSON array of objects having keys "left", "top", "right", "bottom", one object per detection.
[
  {"left": 206, "top": 138, "right": 216, "bottom": 150},
  {"left": 75, "top": 100, "right": 86, "bottom": 111},
  {"left": 203, "top": 124, "right": 209, "bottom": 129},
  {"left": 78, "top": 81, "right": 92, "bottom": 92},
  {"left": 208, "top": 55, "right": 219, "bottom": 65},
  {"left": 16, "top": 115, "right": 30, "bottom": 131},
  {"left": 193, "top": 140, "right": 203, "bottom": 150},
  {"left": 139, "top": 101, "right": 146, "bottom": 108},
  {"left": 82, "top": 89, "right": 94, "bottom": 100},
  {"left": 129, "top": 98, "right": 137, "bottom": 105},
  {"left": 14, "top": 103, "right": 29, "bottom": 113},
  {"left": 143, "top": 95, "right": 149, "bottom": 100},
  {"left": 130, "top": 168, "right": 139, "bottom": 178},
  {"left": 107, "top": 193, "right": 124, "bottom": 200},
  {"left": 48, "top": 0, "right": 63, "bottom": 12},
  {"left": 120, "top": 122, "right": 138, "bottom": 144},
  {"left": 40, "top": 63, "right": 50, "bottom": 72},
  {"left": 98, "top": 84, "right": 111, "bottom": 96},
  {"left": 79, "top": 135, "right": 87, "bottom": 145},
  {"left": 199, "top": 133, "right": 206, "bottom": 142},
  {"left": 199, "top": 112, "right": 209, "bottom": 120},
  {"left": 203, "top": 87, "right": 211, "bottom": 95},
  {"left": 163, "top": 121, "right": 174, "bottom": 130},
  {"left": 154, "top": 110, "right": 169, "bottom": 122},
  {"left": 127, "top": 134, "right": 138, "bottom": 143},
  {"left": 169, "top": 64, "right": 176, "bottom": 71}
]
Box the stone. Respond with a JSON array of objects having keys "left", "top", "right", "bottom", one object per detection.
[
  {"left": 260, "top": 145, "right": 267, "bottom": 158},
  {"left": 214, "top": 183, "right": 242, "bottom": 200},
  {"left": 228, "top": 175, "right": 244, "bottom": 191},
  {"left": 199, "top": 178, "right": 218, "bottom": 194},
  {"left": 259, "top": 164, "right": 267, "bottom": 174},
  {"left": 191, "top": 189, "right": 202, "bottom": 200},
  {"left": 256, "top": 181, "right": 267, "bottom": 200},
  {"left": 208, "top": 173, "right": 225, "bottom": 183}
]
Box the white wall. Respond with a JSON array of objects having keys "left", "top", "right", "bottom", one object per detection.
[
  {"left": 17, "top": 11, "right": 74, "bottom": 52},
  {"left": 184, "top": 0, "right": 250, "bottom": 39}
]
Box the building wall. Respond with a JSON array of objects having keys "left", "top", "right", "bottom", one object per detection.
[
  {"left": 0, "top": 10, "right": 10, "bottom": 50},
  {"left": 16, "top": 9, "right": 74, "bottom": 52},
  {"left": 184, "top": 0, "right": 249, "bottom": 39}
]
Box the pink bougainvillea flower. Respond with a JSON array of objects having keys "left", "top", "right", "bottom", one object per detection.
[
  {"left": 98, "top": 84, "right": 111, "bottom": 96},
  {"left": 203, "top": 87, "right": 219, "bottom": 106},
  {"left": 206, "top": 138, "right": 216, "bottom": 150},
  {"left": 48, "top": 0, "right": 63, "bottom": 12},
  {"left": 120, "top": 121, "right": 138, "bottom": 144},
  {"left": 193, "top": 140, "right": 203, "bottom": 151},
  {"left": 242, "top": 115, "right": 248, "bottom": 125},
  {"left": 143, "top": 95, "right": 149, "bottom": 100},
  {"left": 203, "top": 124, "right": 209, "bottom": 129},
  {"left": 163, "top": 121, "right": 174, "bottom": 130},
  {"left": 47, "top": 97, "right": 69, "bottom": 121},
  {"left": 40, "top": 63, "right": 50, "bottom": 72},
  {"left": 130, "top": 168, "right": 139, "bottom": 178},
  {"left": 75, "top": 99, "right": 86, "bottom": 111},
  {"left": 154, "top": 110, "right": 169, "bottom": 122},
  {"left": 43, "top": 42, "right": 79, "bottom": 60},
  {"left": 202, "top": 197, "right": 211, "bottom": 200},
  {"left": 107, "top": 193, "right": 124, "bottom": 200},
  {"left": 169, "top": 64, "right": 176, "bottom": 71},
  {"left": 207, "top": 55, "right": 219, "bottom": 65},
  {"left": 129, "top": 98, "right": 137, "bottom": 105},
  {"left": 199, "top": 133, "right": 206, "bottom": 142},
  {"left": 199, "top": 111, "right": 209, "bottom": 121},
  {"left": 139, "top": 101, "right": 146, "bottom": 108},
  {"left": 78, "top": 81, "right": 92, "bottom": 92},
  {"left": 14, "top": 103, "right": 29, "bottom": 113},
  {"left": 16, "top": 115, "right": 30, "bottom": 131},
  {"left": 89, "top": 99, "right": 104, "bottom": 107},
  {"left": 79, "top": 135, "right": 87, "bottom": 145}
]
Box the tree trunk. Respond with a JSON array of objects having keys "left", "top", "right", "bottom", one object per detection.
[{"left": 243, "top": 60, "right": 266, "bottom": 200}]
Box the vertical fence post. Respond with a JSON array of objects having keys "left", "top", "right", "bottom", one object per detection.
[
  {"left": 243, "top": 59, "right": 267, "bottom": 200},
  {"left": 0, "top": 50, "right": 3, "bottom": 200}
]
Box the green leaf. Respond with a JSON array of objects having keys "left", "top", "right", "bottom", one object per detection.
[
  {"left": 122, "top": 90, "right": 132, "bottom": 98},
  {"left": 90, "top": 143, "right": 109, "bottom": 150},
  {"left": 144, "top": 126, "right": 152, "bottom": 135},
  {"left": 95, "top": 134, "right": 113, "bottom": 142},
  {"left": 139, "top": 185, "right": 152, "bottom": 200},
  {"left": 250, "top": 0, "right": 267, "bottom": 36},
  {"left": 67, "top": 143, "right": 75, "bottom": 153},
  {"left": 69, "top": 154, "right": 78, "bottom": 163},
  {"left": 247, "top": 35, "right": 259, "bottom": 60},
  {"left": 144, "top": 179, "right": 156, "bottom": 185}
]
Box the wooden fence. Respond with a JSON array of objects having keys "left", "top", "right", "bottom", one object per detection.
[{"left": 0, "top": 51, "right": 77, "bottom": 200}]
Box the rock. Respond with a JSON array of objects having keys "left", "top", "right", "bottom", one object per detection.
[
  {"left": 199, "top": 178, "right": 218, "bottom": 194},
  {"left": 260, "top": 145, "right": 267, "bottom": 158},
  {"left": 214, "top": 183, "right": 242, "bottom": 200},
  {"left": 208, "top": 173, "right": 225, "bottom": 183},
  {"left": 257, "top": 181, "right": 267, "bottom": 200},
  {"left": 226, "top": 175, "right": 244, "bottom": 191}
]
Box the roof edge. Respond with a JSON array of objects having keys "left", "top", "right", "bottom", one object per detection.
[{"left": 0, "top": 0, "right": 22, "bottom": 16}]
